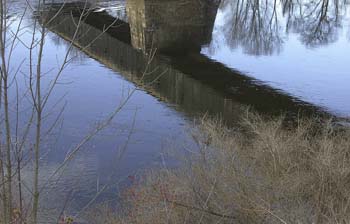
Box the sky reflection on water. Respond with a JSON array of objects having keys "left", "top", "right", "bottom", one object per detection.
[{"left": 203, "top": 0, "right": 350, "bottom": 117}]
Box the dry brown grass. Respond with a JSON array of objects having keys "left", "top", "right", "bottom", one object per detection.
[{"left": 95, "top": 114, "right": 350, "bottom": 224}]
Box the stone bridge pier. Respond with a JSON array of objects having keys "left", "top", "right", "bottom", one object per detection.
[{"left": 126, "top": 0, "right": 220, "bottom": 54}]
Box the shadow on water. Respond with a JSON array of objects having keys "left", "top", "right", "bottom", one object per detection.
[{"left": 40, "top": 1, "right": 332, "bottom": 126}]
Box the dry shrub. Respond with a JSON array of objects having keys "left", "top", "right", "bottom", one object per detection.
[{"left": 113, "top": 114, "right": 350, "bottom": 224}]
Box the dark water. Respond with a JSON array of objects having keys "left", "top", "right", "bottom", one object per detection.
[{"left": 6, "top": 0, "right": 350, "bottom": 221}]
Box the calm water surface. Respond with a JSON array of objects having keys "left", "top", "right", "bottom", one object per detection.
[
  {"left": 6, "top": 0, "right": 350, "bottom": 221},
  {"left": 203, "top": 0, "right": 350, "bottom": 116}
]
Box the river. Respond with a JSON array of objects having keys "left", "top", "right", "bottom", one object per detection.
[{"left": 4, "top": 0, "right": 350, "bottom": 222}]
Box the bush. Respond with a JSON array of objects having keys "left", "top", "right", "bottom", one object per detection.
[{"left": 100, "top": 114, "right": 350, "bottom": 224}]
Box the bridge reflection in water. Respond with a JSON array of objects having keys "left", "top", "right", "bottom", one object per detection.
[
  {"left": 41, "top": 1, "right": 326, "bottom": 125},
  {"left": 126, "top": 0, "right": 220, "bottom": 53}
]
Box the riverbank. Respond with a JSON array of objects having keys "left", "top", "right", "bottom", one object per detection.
[{"left": 86, "top": 113, "right": 350, "bottom": 224}]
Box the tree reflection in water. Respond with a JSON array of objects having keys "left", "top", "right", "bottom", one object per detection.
[{"left": 217, "top": 0, "right": 349, "bottom": 55}]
